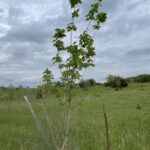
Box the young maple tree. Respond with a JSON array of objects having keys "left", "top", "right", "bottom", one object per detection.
[
  {"left": 52, "top": 1, "right": 107, "bottom": 146},
  {"left": 42, "top": 68, "right": 54, "bottom": 85},
  {"left": 41, "top": 68, "right": 54, "bottom": 97},
  {"left": 53, "top": 0, "right": 107, "bottom": 105},
  {"left": 24, "top": 1, "right": 107, "bottom": 149}
]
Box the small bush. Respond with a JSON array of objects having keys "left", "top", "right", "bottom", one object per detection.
[
  {"left": 136, "top": 104, "right": 142, "bottom": 109},
  {"left": 36, "top": 86, "right": 43, "bottom": 99},
  {"left": 105, "top": 75, "right": 128, "bottom": 89},
  {"left": 79, "top": 79, "right": 96, "bottom": 89},
  {"left": 54, "top": 81, "right": 64, "bottom": 87},
  {"left": 0, "top": 90, "right": 9, "bottom": 100}
]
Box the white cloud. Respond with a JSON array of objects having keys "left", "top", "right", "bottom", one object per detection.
[
  {"left": 0, "top": 53, "right": 11, "bottom": 62},
  {"left": 0, "top": 23, "right": 11, "bottom": 37}
]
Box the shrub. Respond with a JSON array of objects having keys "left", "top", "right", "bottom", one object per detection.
[
  {"left": 136, "top": 104, "right": 142, "bottom": 109},
  {"left": 7, "top": 86, "right": 16, "bottom": 100},
  {"left": 36, "top": 86, "right": 43, "bottom": 99},
  {"left": 79, "top": 79, "right": 96, "bottom": 89},
  {"left": 54, "top": 81, "right": 64, "bottom": 87},
  {"left": 105, "top": 75, "right": 128, "bottom": 89},
  {"left": 88, "top": 79, "right": 96, "bottom": 86},
  {"left": 0, "top": 90, "right": 9, "bottom": 100}
]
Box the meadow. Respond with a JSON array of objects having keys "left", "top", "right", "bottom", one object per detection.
[{"left": 0, "top": 83, "right": 150, "bottom": 150}]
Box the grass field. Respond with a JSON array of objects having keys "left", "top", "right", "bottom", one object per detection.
[{"left": 0, "top": 83, "right": 150, "bottom": 150}]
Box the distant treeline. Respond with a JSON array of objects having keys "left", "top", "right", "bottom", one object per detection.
[
  {"left": 103, "top": 74, "right": 150, "bottom": 90},
  {"left": 126, "top": 74, "right": 150, "bottom": 83},
  {"left": 1, "top": 74, "right": 150, "bottom": 100},
  {"left": 0, "top": 86, "right": 36, "bottom": 101}
]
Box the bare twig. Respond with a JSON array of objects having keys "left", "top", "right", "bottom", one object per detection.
[
  {"left": 103, "top": 104, "right": 110, "bottom": 150},
  {"left": 86, "top": 20, "right": 92, "bottom": 32}
]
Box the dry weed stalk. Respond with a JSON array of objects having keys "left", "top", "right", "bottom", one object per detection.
[{"left": 24, "top": 96, "right": 51, "bottom": 150}]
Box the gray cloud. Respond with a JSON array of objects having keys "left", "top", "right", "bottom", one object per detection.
[
  {"left": 1, "top": 21, "right": 50, "bottom": 43},
  {"left": 0, "top": 0, "right": 150, "bottom": 86},
  {"left": 0, "top": 8, "right": 3, "bottom": 13},
  {"left": 126, "top": 48, "right": 150, "bottom": 57}
]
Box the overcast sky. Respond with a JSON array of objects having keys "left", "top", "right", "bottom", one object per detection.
[{"left": 0, "top": 0, "right": 150, "bottom": 87}]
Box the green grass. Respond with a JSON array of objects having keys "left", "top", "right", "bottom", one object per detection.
[{"left": 0, "top": 83, "right": 150, "bottom": 150}]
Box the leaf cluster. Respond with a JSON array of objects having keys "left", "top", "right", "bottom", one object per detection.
[
  {"left": 69, "top": 0, "right": 82, "bottom": 8},
  {"left": 52, "top": 0, "right": 107, "bottom": 91},
  {"left": 86, "top": 0, "right": 107, "bottom": 30}
]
